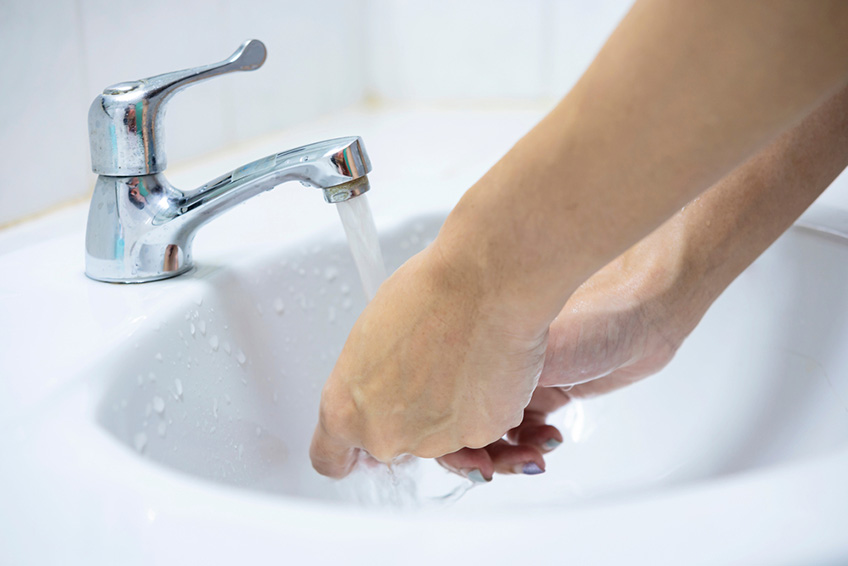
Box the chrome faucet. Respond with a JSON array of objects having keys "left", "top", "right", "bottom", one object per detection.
[{"left": 85, "top": 40, "right": 371, "bottom": 283}]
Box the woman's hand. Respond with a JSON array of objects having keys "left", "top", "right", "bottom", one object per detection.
[
  {"left": 309, "top": 243, "right": 549, "bottom": 478},
  {"left": 436, "top": 239, "right": 691, "bottom": 480}
]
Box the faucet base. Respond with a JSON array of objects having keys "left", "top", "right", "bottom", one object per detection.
[{"left": 84, "top": 264, "right": 194, "bottom": 284}]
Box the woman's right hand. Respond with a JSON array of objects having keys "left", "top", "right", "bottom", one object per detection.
[{"left": 437, "top": 230, "right": 703, "bottom": 480}]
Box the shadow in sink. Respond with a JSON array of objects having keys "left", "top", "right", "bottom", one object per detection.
[{"left": 96, "top": 213, "right": 848, "bottom": 510}]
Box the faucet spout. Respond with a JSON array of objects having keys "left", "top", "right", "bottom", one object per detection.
[
  {"left": 84, "top": 136, "right": 372, "bottom": 283},
  {"left": 181, "top": 136, "right": 371, "bottom": 217}
]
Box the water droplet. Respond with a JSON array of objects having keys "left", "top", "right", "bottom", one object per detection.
[
  {"left": 190, "top": 323, "right": 196, "bottom": 336},
  {"left": 255, "top": 427, "right": 262, "bottom": 437},
  {"left": 237, "top": 350, "right": 247, "bottom": 365},
  {"left": 273, "top": 298, "right": 285, "bottom": 314},
  {"left": 154, "top": 352, "right": 163, "bottom": 362},
  {"left": 174, "top": 378, "right": 183, "bottom": 398},
  {"left": 224, "top": 394, "right": 231, "bottom": 405},
  {"left": 342, "top": 298, "right": 353, "bottom": 311},
  {"left": 328, "top": 306, "right": 336, "bottom": 323},
  {"left": 157, "top": 422, "right": 167, "bottom": 437},
  {"left": 341, "top": 283, "right": 351, "bottom": 295},
  {"left": 213, "top": 398, "right": 218, "bottom": 419},
  {"left": 194, "top": 296, "right": 203, "bottom": 306},
  {"left": 134, "top": 432, "right": 148, "bottom": 453},
  {"left": 198, "top": 320, "right": 207, "bottom": 335},
  {"left": 223, "top": 341, "right": 232, "bottom": 355},
  {"left": 148, "top": 372, "right": 156, "bottom": 383},
  {"left": 137, "top": 374, "right": 144, "bottom": 386},
  {"left": 324, "top": 266, "right": 339, "bottom": 281},
  {"left": 298, "top": 268, "right": 306, "bottom": 276},
  {"left": 152, "top": 396, "right": 165, "bottom": 414},
  {"left": 238, "top": 444, "right": 244, "bottom": 460},
  {"left": 209, "top": 335, "right": 219, "bottom": 351},
  {"left": 300, "top": 155, "right": 309, "bottom": 162}
]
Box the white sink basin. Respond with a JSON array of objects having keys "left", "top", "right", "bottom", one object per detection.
[
  {"left": 92, "top": 210, "right": 848, "bottom": 511},
  {"left": 3, "top": 109, "right": 848, "bottom": 564},
  {"left": 95, "top": 214, "right": 442, "bottom": 503}
]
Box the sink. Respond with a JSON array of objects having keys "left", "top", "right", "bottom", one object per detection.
[
  {"left": 91, "top": 210, "right": 848, "bottom": 512},
  {"left": 3, "top": 105, "right": 848, "bottom": 564}
]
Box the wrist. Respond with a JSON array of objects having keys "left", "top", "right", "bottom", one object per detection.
[
  {"left": 621, "top": 216, "right": 725, "bottom": 342},
  {"left": 427, "top": 227, "right": 555, "bottom": 343}
]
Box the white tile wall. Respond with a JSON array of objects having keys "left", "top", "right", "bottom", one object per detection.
[
  {"left": 223, "top": 0, "right": 368, "bottom": 143},
  {"left": 0, "top": 0, "right": 634, "bottom": 226},
  {"left": 548, "top": 0, "right": 634, "bottom": 96},
  {"left": 365, "top": 0, "right": 633, "bottom": 103},
  {"left": 0, "top": 0, "right": 91, "bottom": 225},
  {"left": 366, "top": 0, "right": 547, "bottom": 101}
]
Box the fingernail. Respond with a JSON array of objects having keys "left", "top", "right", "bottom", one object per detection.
[
  {"left": 466, "top": 469, "right": 489, "bottom": 483},
  {"left": 543, "top": 439, "right": 562, "bottom": 451},
  {"left": 522, "top": 462, "right": 545, "bottom": 475}
]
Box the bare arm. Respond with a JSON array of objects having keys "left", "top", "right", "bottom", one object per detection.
[
  {"left": 311, "top": 0, "right": 848, "bottom": 477},
  {"left": 438, "top": 83, "right": 848, "bottom": 480},
  {"left": 544, "top": 81, "right": 848, "bottom": 391},
  {"left": 442, "top": 0, "right": 848, "bottom": 330}
]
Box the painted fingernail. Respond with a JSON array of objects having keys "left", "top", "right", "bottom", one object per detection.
[
  {"left": 466, "top": 469, "right": 489, "bottom": 483},
  {"left": 522, "top": 462, "right": 545, "bottom": 475},
  {"left": 543, "top": 439, "right": 562, "bottom": 451}
]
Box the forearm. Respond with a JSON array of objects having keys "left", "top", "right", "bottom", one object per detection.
[
  {"left": 435, "top": 0, "right": 848, "bottom": 334},
  {"left": 654, "top": 84, "right": 848, "bottom": 334}
]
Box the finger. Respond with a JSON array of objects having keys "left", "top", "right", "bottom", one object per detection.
[
  {"left": 309, "top": 421, "right": 360, "bottom": 479},
  {"left": 523, "top": 386, "right": 571, "bottom": 415},
  {"left": 485, "top": 439, "right": 546, "bottom": 476},
  {"left": 507, "top": 422, "right": 564, "bottom": 453},
  {"left": 504, "top": 387, "right": 569, "bottom": 451},
  {"left": 437, "top": 447, "right": 494, "bottom": 483}
]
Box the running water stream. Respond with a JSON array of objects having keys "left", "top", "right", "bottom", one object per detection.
[
  {"left": 335, "top": 194, "right": 386, "bottom": 301},
  {"left": 333, "top": 194, "right": 476, "bottom": 508}
]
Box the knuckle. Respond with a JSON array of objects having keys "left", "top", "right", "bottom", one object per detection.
[{"left": 319, "top": 393, "right": 358, "bottom": 441}]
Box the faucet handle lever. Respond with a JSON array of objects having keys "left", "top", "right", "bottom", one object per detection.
[
  {"left": 89, "top": 40, "right": 267, "bottom": 176},
  {"left": 115, "top": 39, "right": 267, "bottom": 99}
]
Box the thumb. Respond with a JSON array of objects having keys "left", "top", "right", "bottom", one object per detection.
[{"left": 310, "top": 420, "right": 359, "bottom": 479}]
